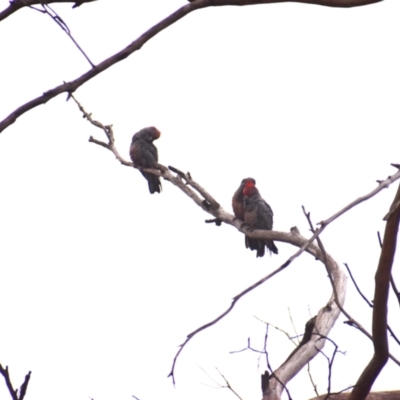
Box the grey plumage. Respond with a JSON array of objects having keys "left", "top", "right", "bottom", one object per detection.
[
  {"left": 243, "top": 181, "right": 278, "bottom": 257},
  {"left": 129, "top": 127, "right": 162, "bottom": 194}
]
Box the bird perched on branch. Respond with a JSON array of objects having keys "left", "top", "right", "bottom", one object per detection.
[
  {"left": 232, "top": 177, "right": 258, "bottom": 253},
  {"left": 243, "top": 179, "right": 278, "bottom": 257},
  {"left": 232, "top": 178, "right": 255, "bottom": 221},
  {"left": 129, "top": 126, "right": 162, "bottom": 194}
]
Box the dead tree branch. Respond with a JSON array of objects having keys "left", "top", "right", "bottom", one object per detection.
[
  {"left": 344, "top": 263, "right": 400, "bottom": 347},
  {"left": 70, "top": 94, "right": 132, "bottom": 166},
  {"left": 215, "top": 368, "right": 244, "bottom": 400},
  {"left": 349, "top": 182, "right": 400, "bottom": 400},
  {"left": 320, "top": 164, "right": 400, "bottom": 227},
  {"left": 261, "top": 325, "right": 293, "bottom": 400},
  {"left": 344, "top": 263, "right": 373, "bottom": 307},
  {"left": 0, "top": 0, "right": 386, "bottom": 133},
  {"left": 313, "top": 335, "right": 344, "bottom": 399},
  {"left": 30, "top": 4, "right": 94, "bottom": 67},
  {"left": 0, "top": 364, "right": 31, "bottom": 400}
]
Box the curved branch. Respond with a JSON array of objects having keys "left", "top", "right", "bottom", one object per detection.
[{"left": 0, "top": 0, "right": 385, "bottom": 133}]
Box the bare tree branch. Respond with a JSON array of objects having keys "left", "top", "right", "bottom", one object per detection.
[
  {"left": 344, "top": 263, "right": 373, "bottom": 307},
  {"left": 215, "top": 368, "right": 244, "bottom": 400},
  {"left": 0, "top": 0, "right": 387, "bottom": 133},
  {"left": 262, "top": 325, "right": 293, "bottom": 400},
  {"left": 30, "top": 4, "right": 95, "bottom": 67},
  {"left": 314, "top": 335, "right": 344, "bottom": 399},
  {"left": 321, "top": 164, "right": 400, "bottom": 227},
  {"left": 0, "top": 1, "right": 209, "bottom": 133},
  {"left": 344, "top": 263, "right": 400, "bottom": 347},
  {"left": 70, "top": 94, "right": 132, "bottom": 166},
  {"left": 307, "top": 362, "right": 319, "bottom": 398},
  {"left": 349, "top": 182, "right": 400, "bottom": 400},
  {"left": 0, "top": 364, "right": 31, "bottom": 400}
]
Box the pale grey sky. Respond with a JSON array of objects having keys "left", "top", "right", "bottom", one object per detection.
[{"left": 0, "top": 1, "right": 399, "bottom": 400}]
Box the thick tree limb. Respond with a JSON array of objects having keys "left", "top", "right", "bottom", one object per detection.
[
  {"left": 349, "top": 183, "right": 400, "bottom": 400},
  {"left": 0, "top": 0, "right": 386, "bottom": 133}
]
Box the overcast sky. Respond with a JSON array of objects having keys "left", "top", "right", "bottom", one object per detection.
[{"left": 0, "top": 1, "right": 400, "bottom": 399}]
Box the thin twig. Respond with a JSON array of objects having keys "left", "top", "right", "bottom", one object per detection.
[
  {"left": 344, "top": 263, "right": 400, "bottom": 347},
  {"left": 390, "top": 275, "right": 400, "bottom": 308},
  {"left": 254, "top": 316, "right": 299, "bottom": 346},
  {"left": 344, "top": 263, "right": 373, "bottom": 307},
  {"left": 70, "top": 94, "right": 132, "bottom": 167},
  {"left": 314, "top": 335, "right": 342, "bottom": 400},
  {"left": 215, "top": 368, "right": 244, "bottom": 400},
  {"left": 320, "top": 163, "right": 400, "bottom": 227},
  {"left": 307, "top": 362, "right": 319, "bottom": 397},
  {"left": 261, "top": 325, "right": 292, "bottom": 400},
  {"left": 0, "top": 0, "right": 385, "bottom": 23},
  {"left": 29, "top": 3, "right": 94, "bottom": 67}
]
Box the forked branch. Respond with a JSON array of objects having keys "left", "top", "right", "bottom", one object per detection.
[{"left": 0, "top": 364, "right": 31, "bottom": 400}]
